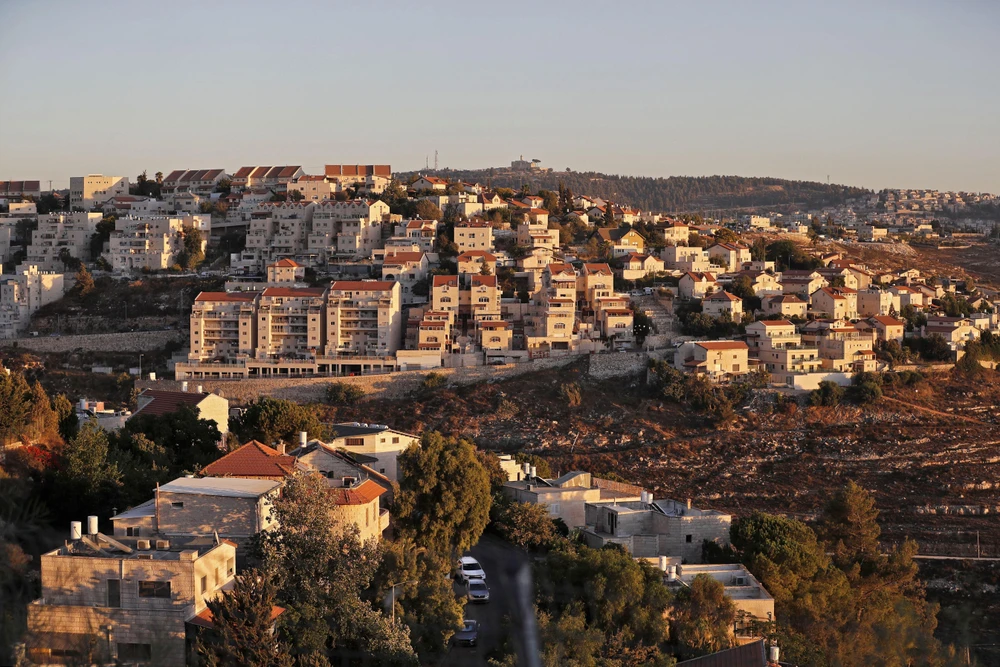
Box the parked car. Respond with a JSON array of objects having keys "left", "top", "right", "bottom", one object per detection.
[
  {"left": 452, "top": 619, "right": 479, "bottom": 647},
  {"left": 456, "top": 556, "right": 486, "bottom": 583},
  {"left": 466, "top": 578, "right": 490, "bottom": 603}
]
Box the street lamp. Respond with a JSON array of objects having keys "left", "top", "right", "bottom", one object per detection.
[
  {"left": 138, "top": 354, "right": 143, "bottom": 380},
  {"left": 388, "top": 580, "right": 418, "bottom": 624}
]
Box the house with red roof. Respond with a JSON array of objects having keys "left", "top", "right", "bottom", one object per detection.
[
  {"left": 410, "top": 175, "right": 448, "bottom": 192},
  {"left": 131, "top": 388, "right": 229, "bottom": 436},
  {"left": 328, "top": 479, "right": 389, "bottom": 542},
  {"left": 673, "top": 340, "right": 750, "bottom": 380},
  {"left": 702, "top": 291, "right": 744, "bottom": 320},
  {"left": 201, "top": 441, "right": 304, "bottom": 481}
]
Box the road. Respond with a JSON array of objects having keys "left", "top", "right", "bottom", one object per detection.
[{"left": 440, "top": 533, "right": 536, "bottom": 667}]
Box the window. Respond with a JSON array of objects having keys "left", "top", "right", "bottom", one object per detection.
[
  {"left": 345, "top": 438, "right": 364, "bottom": 447},
  {"left": 125, "top": 526, "right": 138, "bottom": 537},
  {"left": 685, "top": 534, "right": 693, "bottom": 543},
  {"left": 171, "top": 501, "right": 184, "bottom": 509},
  {"left": 200, "top": 575, "right": 207, "bottom": 594},
  {"left": 138, "top": 581, "right": 171, "bottom": 598},
  {"left": 118, "top": 643, "right": 152, "bottom": 661},
  {"left": 227, "top": 558, "right": 235, "bottom": 577},
  {"left": 107, "top": 579, "right": 121, "bottom": 607},
  {"left": 392, "top": 437, "right": 399, "bottom": 444}
]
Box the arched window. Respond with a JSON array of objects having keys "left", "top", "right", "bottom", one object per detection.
[
  {"left": 555, "top": 323, "right": 566, "bottom": 330},
  {"left": 427, "top": 336, "right": 438, "bottom": 343},
  {"left": 440, "top": 296, "right": 452, "bottom": 303},
  {"left": 490, "top": 336, "right": 501, "bottom": 343}
]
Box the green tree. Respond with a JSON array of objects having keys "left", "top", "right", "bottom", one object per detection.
[
  {"left": 377, "top": 538, "right": 464, "bottom": 660},
  {"left": 492, "top": 500, "right": 557, "bottom": 551},
  {"left": 395, "top": 432, "right": 491, "bottom": 558},
  {"left": 196, "top": 569, "right": 294, "bottom": 667},
  {"left": 230, "top": 397, "right": 324, "bottom": 445},
  {"left": 0, "top": 371, "right": 32, "bottom": 444},
  {"left": 729, "top": 275, "right": 756, "bottom": 300},
  {"left": 325, "top": 382, "right": 365, "bottom": 406},
  {"left": 52, "top": 420, "right": 122, "bottom": 520},
  {"left": 179, "top": 226, "right": 205, "bottom": 270},
  {"left": 123, "top": 404, "right": 222, "bottom": 472},
  {"left": 538, "top": 602, "right": 604, "bottom": 667},
  {"left": 251, "top": 474, "right": 417, "bottom": 664},
  {"left": 632, "top": 309, "right": 653, "bottom": 344},
  {"left": 671, "top": 574, "right": 736, "bottom": 657},
  {"left": 52, "top": 393, "right": 79, "bottom": 441},
  {"left": 513, "top": 452, "right": 551, "bottom": 478},
  {"left": 712, "top": 227, "right": 739, "bottom": 245},
  {"left": 809, "top": 380, "right": 845, "bottom": 407},
  {"left": 414, "top": 200, "right": 443, "bottom": 221},
  {"left": 24, "top": 381, "right": 59, "bottom": 443}
]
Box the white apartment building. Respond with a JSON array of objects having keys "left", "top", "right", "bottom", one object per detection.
[
  {"left": 69, "top": 175, "right": 129, "bottom": 210},
  {"left": 0, "top": 265, "right": 65, "bottom": 338},
  {"left": 325, "top": 281, "right": 402, "bottom": 356},
  {"left": 22, "top": 212, "right": 102, "bottom": 272},
  {"left": 106, "top": 214, "right": 210, "bottom": 273}
]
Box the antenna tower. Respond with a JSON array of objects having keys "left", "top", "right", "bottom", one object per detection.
[{"left": 434, "top": 150, "right": 438, "bottom": 171}]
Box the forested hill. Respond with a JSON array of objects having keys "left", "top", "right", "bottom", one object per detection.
[{"left": 397, "top": 168, "right": 871, "bottom": 213}]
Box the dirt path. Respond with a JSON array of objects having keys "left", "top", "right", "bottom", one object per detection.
[{"left": 880, "top": 396, "right": 989, "bottom": 425}]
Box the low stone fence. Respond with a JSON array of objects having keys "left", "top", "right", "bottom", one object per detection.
[{"left": 3, "top": 330, "right": 183, "bottom": 354}]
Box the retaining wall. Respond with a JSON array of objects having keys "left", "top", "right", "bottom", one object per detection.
[{"left": 3, "top": 330, "right": 183, "bottom": 354}]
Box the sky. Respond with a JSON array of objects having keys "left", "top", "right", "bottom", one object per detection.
[{"left": 1, "top": 0, "right": 998, "bottom": 192}]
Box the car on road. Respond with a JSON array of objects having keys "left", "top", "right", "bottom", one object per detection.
[
  {"left": 466, "top": 578, "right": 490, "bottom": 603},
  {"left": 456, "top": 556, "right": 486, "bottom": 583},
  {"left": 452, "top": 619, "right": 479, "bottom": 647}
]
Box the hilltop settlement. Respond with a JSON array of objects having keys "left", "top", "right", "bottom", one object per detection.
[{"left": 1, "top": 164, "right": 999, "bottom": 666}]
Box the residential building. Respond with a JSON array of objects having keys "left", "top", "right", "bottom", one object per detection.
[
  {"left": 857, "top": 288, "right": 899, "bottom": 317},
  {"left": 0, "top": 180, "right": 41, "bottom": 199},
  {"left": 161, "top": 169, "right": 228, "bottom": 196},
  {"left": 0, "top": 265, "right": 64, "bottom": 338},
  {"left": 457, "top": 250, "right": 498, "bottom": 277},
  {"left": 286, "top": 174, "right": 334, "bottom": 201},
  {"left": 867, "top": 315, "right": 905, "bottom": 344},
  {"left": 230, "top": 166, "right": 303, "bottom": 191},
  {"left": 923, "top": 316, "right": 980, "bottom": 348},
  {"left": 69, "top": 174, "right": 129, "bottom": 210},
  {"left": 454, "top": 221, "right": 494, "bottom": 252},
  {"left": 410, "top": 176, "right": 448, "bottom": 192},
  {"left": 325, "top": 423, "right": 419, "bottom": 481},
  {"left": 590, "top": 227, "right": 645, "bottom": 257},
  {"left": 780, "top": 270, "right": 828, "bottom": 298},
  {"left": 889, "top": 285, "right": 925, "bottom": 309},
  {"left": 745, "top": 320, "right": 822, "bottom": 381},
  {"left": 131, "top": 388, "right": 230, "bottom": 436},
  {"left": 255, "top": 287, "right": 327, "bottom": 359},
  {"left": 674, "top": 340, "right": 750, "bottom": 380},
  {"left": 802, "top": 320, "right": 877, "bottom": 372},
  {"left": 267, "top": 258, "right": 306, "bottom": 284},
  {"left": 733, "top": 270, "right": 783, "bottom": 296},
  {"left": 106, "top": 214, "right": 210, "bottom": 273},
  {"left": 27, "top": 529, "right": 238, "bottom": 667},
  {"left": 858, "top": 225, "right": 888, "bottom": 241},
  {"left": 708, "top": 243, "right": 751, "bottom": 270},
  {"left": 503, "top": 471, "right": 643, "bottom": 529},
  {"left": 621, "top": 253, "right": 664, "bottom": 281},
  {"left": 672, "top": 564, "right": 775, "bottom": 628},
  {"left": 810, "top": 286, "right": 858, "bottom": 320},
  {"left": 583, "top": 497, "right": 731, "bottom": 563},
  {"left": 325, "top": 281, "right": 403, "bottom": 356},
  {"left": 662, "top": 245, "right": 711, "bottom": 272},
  {"left": 763, "top": 293, "right": 807, "bottom": 319},
  {"left": 201, "top": 440, "right": 301, "bottom": 480},
  {"left": 324, "top": 164, "right": 392, "bottom": 194},
  {"left": 661, "top": 220, "right": 690, "bottom": 245},
  {"left": 381, "top": 251, "right": 429, "bottom": 305},
  {"left": 187, "top": 291, "right": 259, "bottom": 362},
  {"left": 702, "top": 291, "right": 743, "bottom": 320},
  {"left": 679, "top": 272, "right": 719, "bottom": 300},
  {"left": 23, "top": 212, "right": 102, "bottom": 271},
  {"left": 328, "top": 479, "right": 390, "bottom": 543},
  {"left": 289, "top": 440, "right": 395, "bottom": 505}
]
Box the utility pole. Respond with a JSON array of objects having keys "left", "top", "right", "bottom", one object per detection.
[{"left": 977, "top": 530, "right": 981, "bottom": 559}]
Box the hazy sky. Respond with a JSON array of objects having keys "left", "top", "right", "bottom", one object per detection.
[{"left": 1, "top": 0, "right": 998, "bottom": 192}]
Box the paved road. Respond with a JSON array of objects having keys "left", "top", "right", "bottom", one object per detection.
[{"left": 441, "top": 533, "right": 536, "bottom": 667}]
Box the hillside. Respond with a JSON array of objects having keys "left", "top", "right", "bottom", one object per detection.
[{"left": 397, "top": 167, "right": 871, "bottom": 213}]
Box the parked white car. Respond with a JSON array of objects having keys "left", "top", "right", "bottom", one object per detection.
[{"left": 456, "top": 556, "right": 486, "bottom": 583}]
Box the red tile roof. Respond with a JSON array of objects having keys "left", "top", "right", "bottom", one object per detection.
[
  {"left": 696, "top": 341, "right": 749, "bottom": 350},
  {"left": 457, "top": 251, "right": 497, "bottom": 262},
  {"left": 190, "top": 604, "right": 285, "bottom": 630},
  {"left": 325, "top": 164, "right": 391, "bottom": 178},
  {"left": 273, "top": 258, "right": 301, "bottom": 267},
  {"left": 383, "top": 252, "right": 425, "bottom": 264},
  {"left": 471, "top": 275, "right": 497, "bottom": 287},
  {"left": 133, "top": 389, "right": 211, "bottom": 418},
  {"left": 328, "top": 479, "right": 386, "bottom": 506},
  {"left": 433, "top": 275, "right": 459, "bottom": 287},
  {"left": 202, "top": 441, "right": 298, "bottom": 479}
]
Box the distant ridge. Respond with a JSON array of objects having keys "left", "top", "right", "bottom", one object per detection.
[{"left": 396, "top": 167, "right": 871, "bottom": 214}]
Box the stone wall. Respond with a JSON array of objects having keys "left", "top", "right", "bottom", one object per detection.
[
  {"left": 4, "top": 330, "right": 183, "bottom": 354},
  {"left": 587, "top": 350, "right": 661, "bottom": 379},
  {"left": 139, "top": 354, "right": 579, "bottom": 405}
]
